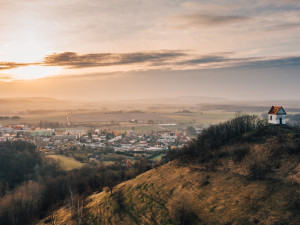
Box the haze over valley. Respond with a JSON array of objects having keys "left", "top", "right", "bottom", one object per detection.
[{"left": 0, "top": 1, "right": 300, "bottom": 225}]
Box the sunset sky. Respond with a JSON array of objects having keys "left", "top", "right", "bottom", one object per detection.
[{"left": 0, "top": 0, "right": 300, "bottom": 101}]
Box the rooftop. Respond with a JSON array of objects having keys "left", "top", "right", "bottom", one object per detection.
[{"left": 268, "top": 106, "right": 286, "bottom": 115}]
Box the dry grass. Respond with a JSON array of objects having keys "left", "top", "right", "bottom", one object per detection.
[
  {"left": 39, "top": 161, "right": 300, "bottom": 225},
  {"left": 46, "top": 155, "right": 85, "bottom": 171}
]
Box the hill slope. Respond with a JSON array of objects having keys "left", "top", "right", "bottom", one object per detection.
[{"left": 39, "top": 124, "right": 300, "bottom": 225}]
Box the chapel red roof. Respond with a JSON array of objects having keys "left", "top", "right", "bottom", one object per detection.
[{"left": 268, "top": 106, "right": 286, "bottom": 115}]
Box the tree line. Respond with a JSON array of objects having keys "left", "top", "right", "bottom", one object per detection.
[{"left": 0, "top": 116, "right": 21, "bottom": 120}]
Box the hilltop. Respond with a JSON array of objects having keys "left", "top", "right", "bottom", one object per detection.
[{"left": 39, "top": 118, "right": 300, "bottom": 225}]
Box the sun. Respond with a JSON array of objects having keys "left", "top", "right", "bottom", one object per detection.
[
  {"left": 7, "top": 65, "right": 61, "bottom": 80},
  {"left": 1, "top": 30, "right": 62, "bottom": 80},
  {"left": 2, "top": 21, "right": 54, "bottom": 63}
]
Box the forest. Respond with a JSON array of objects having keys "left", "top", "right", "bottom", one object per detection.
[{"left": 0, "top": 141, "right": 151, "bottom": 225}]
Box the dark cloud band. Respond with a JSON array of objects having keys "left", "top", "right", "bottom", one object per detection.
[
  {"left": 1, "top": 51, "right": 300, "bottom": 74},
  {"left": 43, "top": 51, "right": 186, "bottom": 68}
]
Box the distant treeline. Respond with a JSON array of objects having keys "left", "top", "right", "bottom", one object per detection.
[
  {"left": 105, "top": 111, "right": 124, "bottom": 114},
  {"left": 175, "top": 110, "right": 193, "bottom": 113},
  {"left": 0, "top": 116, "right": 21, "bottom": 120},
  {"left": 104, "top": 110, "right": 144, "bottom": 114},
  {"left": 39, "top": 121, "right": 61, "bottom": 128},
  {"left": 127, "top": 110, "right": 144, "bottom": 113},
  {"left": 23, "top": 110, "right": 57, "bottom": 115}
]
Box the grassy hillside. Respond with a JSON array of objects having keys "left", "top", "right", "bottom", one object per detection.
[
  {"left": 39, "top": 119, "right": 300, "bottom": 225},
  {"left": 39, "top": 163, "right": 299, "bottom": 225},
  {"left": 46, "top": 155, "right": 85, "bottom": 171}
]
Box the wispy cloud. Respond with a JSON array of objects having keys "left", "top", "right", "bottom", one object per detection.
[
  {"left": 263, "top": 0, "right": 300, "bottom": 5},
  {"left": 0, "top": 76, "right": 13, "bottom": 81},
  {"left": 43, "top": 51, "right": 186, "bottom": 68},
  {"left": 0, "top": 62, "right": 33, "bottom": 70},
  {"left": 178, "top": 55, "right": 300, "bottom": 70},
  {"left": 181, "top": 2, "right": 240, "bottom": 13},
  {"left": 267, "top": 22, "right": 300, "bottom": 31},
  {"left": 169, "top": 13, "right": 248, "bottom": 28},
  {"left": 239, "top": 56, "right": 300, "bottom": 68},
  {"left": 177, "top": 55, "right": 230, "bottom": 65}
]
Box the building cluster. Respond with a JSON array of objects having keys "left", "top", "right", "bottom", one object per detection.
[{"left": 0, "top": 124, "right": 194, "bottom": 153}]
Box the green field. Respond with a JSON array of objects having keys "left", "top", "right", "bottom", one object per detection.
[
  {"left": 149, "top": 153, "right": 165, "bottom": 161},
  {"left": 46, "top": 155, "right": 85, "bottom": 171}
]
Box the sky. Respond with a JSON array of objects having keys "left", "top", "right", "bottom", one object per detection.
[{"left": 0, "top": 0, "right": 300, "bottom": 101}]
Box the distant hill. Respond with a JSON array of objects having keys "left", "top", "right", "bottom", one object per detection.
[
  {"left": 0, "top": 97, "right": 64, "bottom": 103},
  {"left": 1, "top": 96, "right": 300, "bottom": 114},
  {"left": 117, "top": 96, "right": 228, "bottom": 105},
  {"left": 0, "top": 97, "right": 88, "bottom": 112},
  {"left": 0, "top": 96, "right": 227, "bottom": 112},
  {"left": 0, "top": 97, "right": 67, "bottom": 110},
  {"left": 39, "top": 118, "right": 300, "bottom": 225},
  {"left": 196, "top": 104, "right": 300, "bottom": 113}
]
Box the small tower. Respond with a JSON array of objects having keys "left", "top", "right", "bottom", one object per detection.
[{"left": 268, "top": 106, "right": 287, "bottom": 125}]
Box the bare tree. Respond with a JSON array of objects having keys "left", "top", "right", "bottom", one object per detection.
[{"left": 69, "top": 189, "right": 85, "bottom": 225}]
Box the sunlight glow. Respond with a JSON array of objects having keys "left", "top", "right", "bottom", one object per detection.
[
  {"left": 1, "top": 20, "right": 53, "bottom": 63},
  {"left": 2, "top": 37, "right": 52, "bottom": 63},
  {"left": 0, "top": 26, "right": 62, "bottom": 80},
  {"left": 8, "top": 65, "right": 61, "bottom": 80}
]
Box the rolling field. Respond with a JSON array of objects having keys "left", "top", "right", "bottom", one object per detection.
[
  {"left": 68, "top": 110, "right": 240, "bottom": 129},
  {"left": 70, "top": 111, "right": 167, "bottom": 122}
]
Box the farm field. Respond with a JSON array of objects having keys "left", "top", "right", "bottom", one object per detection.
[
  {"left": 70, "top": 111, "right": 167, "bottom": 122},
  {"left": 0, "top": 101, "right": 274, "bottom": 134},
  {"left": 20, "top": 112, "right": 68, "bottom": 123},
  {"left": 148, "top": 153, "right": 166, "bottom": 161},
  {"left": 0, "top": 108, "right": 260, "bottom": 135},
  {"left": 68, "top": 110, "right": 241, "bottom": 129}
]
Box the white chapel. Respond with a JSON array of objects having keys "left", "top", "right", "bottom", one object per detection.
[{"left": 268, "top": 106, "right": 287, "bottom": 125}]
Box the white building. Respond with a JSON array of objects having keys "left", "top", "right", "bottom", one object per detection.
[
  {"left": 268, "top": 106, "right": 287, "bottom": 125},
  {"left": 158, "top": 133, "right": 177, "bottom": 144}
]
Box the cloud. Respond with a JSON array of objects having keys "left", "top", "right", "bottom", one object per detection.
[
  {"left": 0, "top": 62, "right": 33, "bottom": 70},
  {"left": 267, "top": 23, "right": 300, "bottom": 31},
  {"left": 0, "top": 76, "right": 13, "bottom": 81},
  {"left": 1, "top": 50, "right": 300, "bottom": 82},
  {"left": 169, "top": 13, "right": 248, "bottom": 27},
  {"left": 181, "top": 2, "right": 240, "bottom": 13},
  {"left": 263, "top": 0, "right": 300, "bottom": 5},
  {"left": 175, "top": 53, "right": 250, "bottom": 68},
  {"left": 177, "top": 54, "right": 300, "bottom": 70},
  {"left": 178, "top": 55, "right": 230, "bottom": 65},
  {"left": 239, "top": 56, "right": 300, "bottom": 68},
  {"left": 43, "top": 51, "right": 186, "bottom": 68}
]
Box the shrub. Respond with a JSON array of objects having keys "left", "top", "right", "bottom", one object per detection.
[
  {"left": 231, "top": 146, "right": 250, "bottom": 162},
  {"left": 167, "top": 191, "right": 199, "bottom": 225},
  {"left": 287, "top": 141, "right": 300, "bottom": 155},
  {"left": 164, "top": 115, "right": 265, "bottom": 163},
  {"left": 289, "top": 197, "right": 300, "bottom": 213},
  {"left": 245, "top": 145, "right": 272, "bottom": 180},
  {"left": 112, "top": 190, "right": 125, "bottom": 213},
  {"left": 248, "top": 162, "right": 271, "bottom": 180}
]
